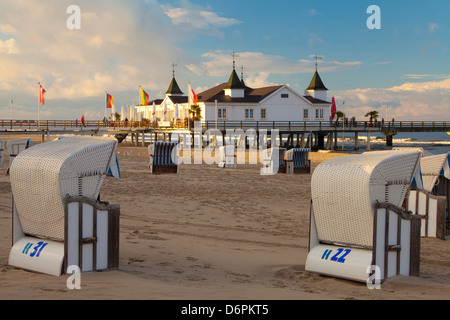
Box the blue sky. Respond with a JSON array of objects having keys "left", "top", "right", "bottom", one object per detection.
[{"left": 0, "top": 0, "right": 449, "bottom": 120}]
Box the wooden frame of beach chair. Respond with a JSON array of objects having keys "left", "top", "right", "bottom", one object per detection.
[
  {"left": 406, "top": 152, "right": 450, "bottom": 239},
  {"left": 407, "top": 190, "right": 447, "bottom": 239},
  {"left": 261, "top": 147, "right": 286, "bottom": 174},
  {"left": 8, "top": 137, "right": 120, "bottom": 276},
  {"left": 148, "top": 142, "right": 178, "bottom": 174},
  {"left": 306, "top": 152, "right": 422, "bottom": 284},
  {"left": 6, "top": 138, "right": 32, "bottom": 175},
  {"left": 286, "top": 148, "right": 311, "bottom": 174},
  {"left": 218, "top": 145, "right": 236, "bottom": 168}
]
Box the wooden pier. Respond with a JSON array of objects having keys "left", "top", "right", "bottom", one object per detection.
[{"left": 0, "top": 119, "right": 449, "bottom": 150}]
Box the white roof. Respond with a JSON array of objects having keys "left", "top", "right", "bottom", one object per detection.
[{"left": 10, "top": 137, "right": 117, "bottom": 241}]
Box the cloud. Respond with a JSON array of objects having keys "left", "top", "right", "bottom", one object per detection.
[
  {"left": 332, "top": 77, "right": 450, "bottom": 121},
  {"left": 402, "top": 74, "right": 450, "bottom": 80},
  {"left": 162, "top": 0, "right": 240, "bottom": 30},
  {"left": 186, "top": 51, "right": 361, "bottom": 86},
  {"left": 308, "top": 9, "right": 320, "bottom": 16},
  {"left": 307, "top": 33, "right": 325, "bottom": 46},
  {"left": 428, "top": 22, "right": 439, "bottom": 32},
  {"left": 0, "top": 0, "right": 186, "bottom": 119},
  {"left": 0, "top": 38, "right": 19, "bottom": 54}
]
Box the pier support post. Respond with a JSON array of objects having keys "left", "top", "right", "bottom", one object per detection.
[
  {"left": 354, "top": 132, "right": 359, "bottom": 151},
  {"left": 300, "top": 133, "right": 305, "bottom": 148},
  {"left": 317, "top": 132, "right": 325, "bottom": 150},
  {"left": 334, "top": 131, "right": 338, "bottom": 149},
  {"left": 382, "top": 131, "right": 396, "bottom": 147},
  {"left": 366, "top": 131, "right": 371, "bottom": 151}
]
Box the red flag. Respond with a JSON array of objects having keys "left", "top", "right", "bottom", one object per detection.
[
  {"left": 331, "top": 97, "right": 336, "bottom": 120},
  {"left": 39, "top": 85, "right": 46, "bottom": 105},
  {"left": 106, "top": 93, "right": 113, "bottom": 108}
]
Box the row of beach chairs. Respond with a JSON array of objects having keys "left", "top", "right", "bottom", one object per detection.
[
  {"left": 3, "top": 136, "right": 447, "bottom": 287},
  {"left": 147, "top": 141, "right": 311, "bottom": 175}
]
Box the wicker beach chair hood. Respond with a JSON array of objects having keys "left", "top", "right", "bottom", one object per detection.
[
  {"left": 10, "top": 137, "right": 118, "bottom": 241},
  {"left": 311, "top": 151, "right": 421, "bottom": 248}
]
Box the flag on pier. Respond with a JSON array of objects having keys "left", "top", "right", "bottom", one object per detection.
[
  {"left": 188, "top": 82, "right": 198, "bottom": 106},
  {"left": 140, "top": 87, "right": 149, "bottom": 106},
  {"left": 331, "top": 97, "right": 336, "bottom": 120},
  {"left": 39, "top": 84, "right": 46, "bottom": 105},
  {"left": 106, "top": 93, "right": 113, "bottom": 109}
]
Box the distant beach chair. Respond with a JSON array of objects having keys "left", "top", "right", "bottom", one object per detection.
[
  {"left": 306, "top": 151, "right": 422, "bottom": 284},
  {"left": 6, "top": 138, "right": 32, "bottom": 175},
  {"left": 8, "top": 137, "right": 121, "bottom": 276},
  {"left": 286, "top": 148, "right": 311, "bottom": 174},
  {"left": 261, "top": 147, "right": 286, "bottom": 174},
  {"left": 406, "top": 152, "right": 450, "bottom": 239},
  {"left": 148, "top": 141, "right": 178, "bottom": 174},
  {"left": 218, "top": 145, "right": 236, "bottom": 168}
]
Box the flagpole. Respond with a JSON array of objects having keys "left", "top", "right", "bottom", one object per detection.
[
  {"left": 105, "top": 91, "right": 107, "bottom": 119},
  {"left": 10, "top": 99, "right": 13, "bottom": 121},
  {"left": 38, "top": 82, "right": 40, "bottom": 127}
]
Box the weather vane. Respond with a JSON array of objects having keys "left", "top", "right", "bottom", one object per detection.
[
  {"left": 171, "top": 62, "right": 177, "bottom": 77},
  {"left": 310, "top": 54, "right": 323, "bottom": 71},
  {"left": 230, "top": 52, "right": 239, "bottom": 69}
]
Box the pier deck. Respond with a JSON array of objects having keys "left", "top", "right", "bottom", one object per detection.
[{"left": 0, "top": 119, "right": 449, "bottom": 150}]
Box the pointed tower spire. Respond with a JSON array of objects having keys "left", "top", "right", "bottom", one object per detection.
[{"left": 165, "top": 63, "right": 183, "bottom": 96}]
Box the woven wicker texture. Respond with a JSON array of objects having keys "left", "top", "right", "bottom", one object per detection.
[
  {"left": 311, "top": 151, "right": 420, "bottom": 248},
  {"left": 420, "top": 153, "right": 450, "bottom": 192},
  {"left": 10, "top": 137, "right": 117, "bottom": 241}
]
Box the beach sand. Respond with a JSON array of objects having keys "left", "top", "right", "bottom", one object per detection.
[{"left": 0, "top": 135, "right": 449, "bottom": 300}]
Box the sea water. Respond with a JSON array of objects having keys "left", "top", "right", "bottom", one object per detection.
[{"left": 338, "top": 131, "right": 450, "bottom": 155}]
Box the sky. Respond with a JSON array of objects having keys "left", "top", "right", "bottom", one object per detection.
[{"left": 0, "top": 0, "right": 449, "bottom": 121}]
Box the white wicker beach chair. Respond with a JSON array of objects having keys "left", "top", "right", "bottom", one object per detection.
[
  {"left": 8, "top": 137, "right": 120, "bottom": 276},
  {"left": 148, "top": 141, "right": 178, "bottom": 174},
  {"left": 406, "top": 152, "right": 450, "bottom": 239},
  {"left": 218, "top": 145, "right": 236, "bottom": 168},
  {"left": 285, "top": 148, "right": 311, "bottom": 174},
  {"left": 6, "top": 138, "right": 32, "bottom": 174},
  {"left": 261, "top": 147, "right": 286, "bottom": 175},
  {"left": 306, "top": 151, "right": 422, "bottom": 284}
]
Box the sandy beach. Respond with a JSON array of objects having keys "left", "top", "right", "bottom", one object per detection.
[{"left": 0, "top": 135, "right": 449, "bottom": 301}]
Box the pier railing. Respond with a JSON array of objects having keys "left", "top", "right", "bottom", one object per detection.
[{"left": 0, "top": 119, "right": 449, "bottom": 132}]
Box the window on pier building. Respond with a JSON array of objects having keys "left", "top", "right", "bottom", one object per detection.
[
  {"left": 245, "top": 108, "right": 254, "bottom": 120},
  {"left": 315, "top": 108, "right": 324, "bottom": 120},
  {"left": 217, "top": 108, "right": 227, "bottom": 119},
  {"left": 260, "top": 108, "right": 267, "bottom": 120},
  {"left": 303, "top": 109, "right": 309, "bottom": 120}
]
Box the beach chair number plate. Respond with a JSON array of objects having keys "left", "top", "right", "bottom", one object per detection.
[
  {"left": 21, "top": 241, "right": 49, "bottom": 258},
  {"left": 321, "top": 248, "right": 351, "bottom": 263}
]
